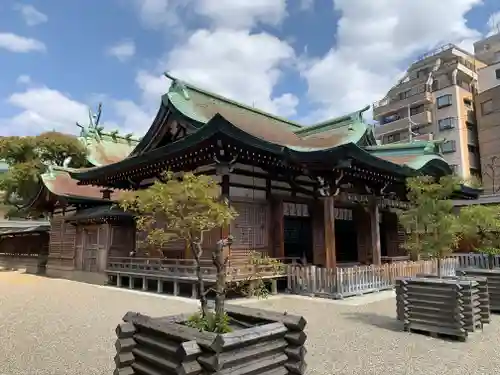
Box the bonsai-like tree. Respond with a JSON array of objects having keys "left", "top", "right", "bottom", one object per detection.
[
  {"left": 119, "top": 171, "right": 283, "bottom": 332},
  {"left": 397, "top": 175, "right": 460, "bottom": 276},
  {"left": 458, "top": 204, "right": 500, "bottom": 269}
]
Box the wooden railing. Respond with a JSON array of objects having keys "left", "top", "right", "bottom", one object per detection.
[
  {"left": 106, "top": 256, "right": 298, "bottom": 281},
  {"left": 287, "top": 258, "right": 458, "bottom": 299},
  {"left": 450, "top": 253, "right": 500, "bottom": 269}
]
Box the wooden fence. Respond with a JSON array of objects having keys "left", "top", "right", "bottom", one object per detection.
[
  {"left": 287, "top": 258, "right": 458, "bottom": 299},
  {"left": 451, "top": 253, "right": 500, "bottom": 269}
]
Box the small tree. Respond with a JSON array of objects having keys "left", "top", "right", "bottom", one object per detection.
[
  {"left": 397, "top": 175, "right": 460, "bottom": 276},
  {"left": 458, "top": 205, "right": 500, "bottom": 269},
  {"left": 119, "top": 171, "right": 283, "bottom": 332}
]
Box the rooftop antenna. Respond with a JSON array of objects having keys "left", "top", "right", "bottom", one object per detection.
[{"left": 407, "top": 105, "right": 420, "bottom": 142}]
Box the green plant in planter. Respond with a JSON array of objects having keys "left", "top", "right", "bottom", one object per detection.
[
  {"left": 397, "top": 175, "right": 461, "bottom": 276},
  {"left": 457, "top": 204, "right": 500, "bottom": 269},
  {"left": 119, "top": 171, "right": 284, "bottom": 333}
]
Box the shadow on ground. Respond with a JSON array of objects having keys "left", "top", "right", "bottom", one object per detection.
[{"left": 342, "top": 311, "right": 404, "bottom": 332}]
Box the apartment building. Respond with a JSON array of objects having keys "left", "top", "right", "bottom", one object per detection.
[
  {"left": 474, "top": 33, "right": 500, "bottom": 194},
  {"left": 373, "top": 44, "right": 485, "bottom": 179}
]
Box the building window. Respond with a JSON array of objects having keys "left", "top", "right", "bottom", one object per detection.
[
  {"left": 382, "top": 113, "right": 400, "bottom": 124},
  {"left": 495, "top": 51, "right": 500, "bottom": 63},
  {"left": 437, "top": 94, "right": 452, "bottom": 108},
  {"left": 463, "top": 98, "right": 473, "bottom": 109},
  {"left": 410, "top": 105, "right": 424, "bottom": 115},
  {"left": 481, "top": 99, "right": 493, "bottom": 115},
  {"left": 496, "top": 68, "right": 500, "bottom": 80},
  {"left": 441, "top": 140, "right": 456, "bottom": 153},
  {"left": 387, "top": 133, "right": 401, "bottom": 143},
  {"left": 438, "top": 117, "right": 455, "bottom": 130},
  {"left": 398, "top": 90, "right": 411, "bottom": 100}
]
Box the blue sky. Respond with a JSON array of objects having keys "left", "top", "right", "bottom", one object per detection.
[{"left": 0, "top": 0, "right": 499, "bottom": 137}]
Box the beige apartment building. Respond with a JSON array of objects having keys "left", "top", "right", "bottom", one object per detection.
[
  {"left": 373, "top": 44, "right": 484, "bottom": 180},
  {"left": 474, "top": 33, "right": 500, "bottom": 194}
]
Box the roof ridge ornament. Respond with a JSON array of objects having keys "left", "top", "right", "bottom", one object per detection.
[
  {"left": 76, "top": 103, "right": 103, "bottom": 143},
  {"left": 164, "top": 72, "right": 190, "bottom": 100}
]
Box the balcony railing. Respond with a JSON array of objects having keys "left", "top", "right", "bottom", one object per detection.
[
  {"left": 375, "top": 110, "right": 433, "bottom": 136},
  {"left": 373, "top": 86, "right": 434, "bottom": 118}
]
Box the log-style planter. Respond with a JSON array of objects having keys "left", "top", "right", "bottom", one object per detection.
[
  {"left": 456, "top": 268, "right": 500, "bottom": 313},
  {"left": 395, "top": 277, "right": 482, "bottom": 341},
  {"left": 114, "top": 305, "right": 307, "bottom": 375},
  {"left": 416, "top": 273, "right": 490, "bottom": 325}
]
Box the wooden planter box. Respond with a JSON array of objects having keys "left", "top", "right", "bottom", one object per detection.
[
  {"left": 415, "top": 273, "right": 490, "bottom": 325},
  {"left": 395, "top": 277, "right": 482, "bottom": 341},
  {"left": 456, "top": 268, "right": 500, "bottom": 313},
  {"left": 114, "top": 305, "right": 307, "bottom": 375}
]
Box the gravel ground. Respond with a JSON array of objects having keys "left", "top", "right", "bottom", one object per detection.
[{"left": 1, "top": 271, "right": 500, "bottom": 375}]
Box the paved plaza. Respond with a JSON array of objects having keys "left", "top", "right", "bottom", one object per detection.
[{"left": 1, "top": 271, "right": 500, "bottom": 375}]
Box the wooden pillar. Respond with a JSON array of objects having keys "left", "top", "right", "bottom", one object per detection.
[
  {"left": 369, "top": 199, "right": 382, "bottom": 265},
  {"left": 323, "top": 196, "right": 336, "bottom": 269}
]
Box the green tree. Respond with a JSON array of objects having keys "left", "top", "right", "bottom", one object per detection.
[
  {"left": 0, "top": 132, "right": 87, "bottom": 217},
  {"left": 458, "top": 204, "right": 500, "bottom": 269},
  {"left": 397, "top": 175, "right": 461, "bottom": 276},
  {"left": 119, "top": 171, "right": 283, "bottom": 333}
]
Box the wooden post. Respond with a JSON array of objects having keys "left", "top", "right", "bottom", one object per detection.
[
  {"left": 323, "top": 197, "right": 336, "bottom": 269},
  {"left": 369, "top": 199, "right": 382, "bottom": 265},
  {"left": 354, "top": 206, "right": 369, "bottom": 264}
]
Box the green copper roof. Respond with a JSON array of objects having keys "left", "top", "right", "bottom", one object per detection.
[
  {"left": 365, "top": 140, "right": 451, "bottom": 174},
  {"left": 68, "top": 75, "right": 454, "bottom": 184},
  {"left": 76, "top": 103, "right": 139, "bottom": 166}
]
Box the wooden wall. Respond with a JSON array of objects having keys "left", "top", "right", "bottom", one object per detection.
[{"left": 48, "top": 213, "right": 77, "bottom": 270}]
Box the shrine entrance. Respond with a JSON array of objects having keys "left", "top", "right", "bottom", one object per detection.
[
  {"left": 283, "top": 202, "right": 313, "bottom": 264},
  {"left": 334, "top": 207, "right": 359, "bottom": 263}
]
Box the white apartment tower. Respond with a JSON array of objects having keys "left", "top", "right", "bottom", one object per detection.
[{"left": 373, "top": 44, "right": 485, "bottom": 179}]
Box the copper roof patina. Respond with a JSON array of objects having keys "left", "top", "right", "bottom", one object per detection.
[
  {"left": 76, "top": 103, "right": 139, "bottom": 167},
  {"left": 68, "top": 74, "right": 455, "bottom": 184}
]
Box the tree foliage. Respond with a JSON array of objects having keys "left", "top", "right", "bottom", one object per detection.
[
  {"left": 457, "top": 204, "right": 500, "bottom": 268},
  {"left": 0, "top": 132, "right": 87, "bottom": 217},
  {"left": 397, "top": 175, "right": 461, "bottom": 274},
  {"left": 399, "top": 175, "right": 500, "bottom": 272},
  {"left": 119, "top": 171, "right": 283, "bottom": 333}
]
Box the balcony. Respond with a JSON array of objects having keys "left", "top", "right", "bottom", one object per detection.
[
  {"left": 373, "top": 86, "right": 434, "bottom": 118},
  {"left": 375, "top": 110, "right": 433, "bottom": 137}
]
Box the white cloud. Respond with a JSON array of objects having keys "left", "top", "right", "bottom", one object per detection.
[
  {"left": 0, "top": 33, "right": 46, "bottom": 53},
  {"left": 195, "top": 0, "right": 287, "bottom": 29},
  {"left": 163, "top": 28, "right": 298, "bottom": 116},
  {"left": 16, "top": 75, "right": 32, "bottom": 85},
  {"left": 106, "top": 40, "right": 136, "bottom": 62},
  {"left": 486, "top": 11, "right": 500, "bottom": 37},
  {"left": 15, "top": 4, "right": 48, "bottom": 26},
  {"left": 300, "top": 0, "right": 483, "bottom": 122},
  {"left": 2, "top": 87, "right": 88, "bottom": 135}
]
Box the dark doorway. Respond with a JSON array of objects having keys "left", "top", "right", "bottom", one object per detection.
[
  {"left": 380, "top": 222, "right": 388, "bottom": 257},
  {"left": 283, "top": 217, "right": 313, "bottom": 263},
  {"left": 335, "top": 219, "right": 358, "bottom": 262}
]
